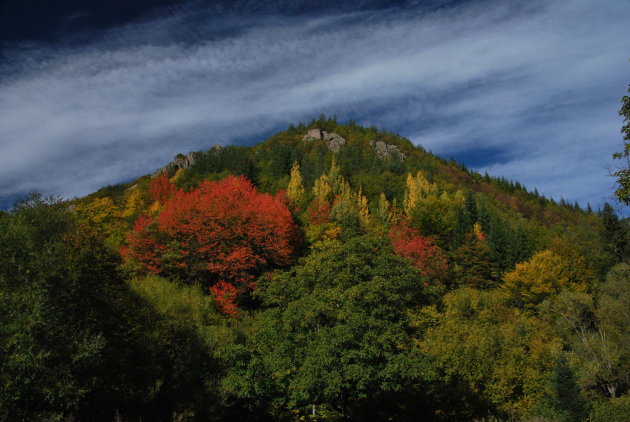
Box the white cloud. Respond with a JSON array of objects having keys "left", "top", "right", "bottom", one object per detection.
[{"left": 0, "top": 0, "right": 628, "bottom": 209}]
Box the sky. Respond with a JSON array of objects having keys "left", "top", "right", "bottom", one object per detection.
[{"left": 0, "top": 0, "right": 628, "bottom": 210}]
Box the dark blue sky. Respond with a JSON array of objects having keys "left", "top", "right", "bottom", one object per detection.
[{"left": 0, "top": 0, "right": 628, "bottom": 210}]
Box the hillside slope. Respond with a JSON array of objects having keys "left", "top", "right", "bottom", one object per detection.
[{"left": 4, "top": 117, "right": 626, "bottom": 421}]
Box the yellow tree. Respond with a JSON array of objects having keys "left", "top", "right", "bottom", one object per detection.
[
  {"left": 287, "top": 161, "right": 305, "bottom": 205},
  {"left": 328, "top": 156, "right": 343, "bottom": 197},
  {"left": 403, "top": 171, "right": 438, "bottom": 214},
  {"left": 74, "top": 196, "right": 126, "bottom": 246},
  {"left": 355, "top": 186, "right": 370, "bottom": 228},
  {"left": 121, "top": 187, "right": 145, "bottom": 220},
  {"left": 74, "top": 197, "right": 121, "bottom": 232},
  {"left": 312, "top": 158, "right": 346, "bottom": 203},
  {"left": 376, "top": 192, "right": 392, "bottom": 225},
  {"left": 313, "top": 174, "right": 331, "bottom": 202},
  {"left": 502, "top": 250, "right": 588, "bottom": 308}
]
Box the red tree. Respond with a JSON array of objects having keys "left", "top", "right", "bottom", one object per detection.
[
  {"left": 149, "top": 173, "right": 177, "bottom": 203},
  {"left": 306, "top": 198, "right": 331, "bottom": 225},
  {"left": 388, "top": 220, "right": 449, "bottom": 284},
  {"left": 125, "top": 176, "right": 301, "bottom": 313}
]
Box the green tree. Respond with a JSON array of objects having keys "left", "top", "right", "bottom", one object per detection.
[
  {"left": 223, "top": 235, "right": 437, "bottom": 420},
  {"left": 0, "top": 195, "right": 133, "bottom": 420},
  {"left": 542, "top": 266, "right": 630, "bottom": 401},
  {"left": 546, "top": 354, "right": 587, "bottom": 421},
  {"left": 419, "top": 288, "right": 563, "bottom": 419},
  {"left": 601, "top": 203, "right": 629, "bottom": 262},
  {"left": 613, "top": 84, "right": 630, "bottom": 204},
  {"left": 453, "top": 230, "right": 493, "bottom": 289}
]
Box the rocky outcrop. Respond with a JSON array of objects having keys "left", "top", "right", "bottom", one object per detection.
[
  {"left": 302, "top": 128, "right": 346, "bottom": 152},
  {"left": 154, "top": 151, "right": 198, "bottom": 177},
  {"left": 370, "top": 140, "right": 405, "bottom": 161},
  {"left": 323, "top": 132, "right": 346, "bottom": 152},
  {"left": 303, "top": 128, "right": 323, "bottom": 141}
]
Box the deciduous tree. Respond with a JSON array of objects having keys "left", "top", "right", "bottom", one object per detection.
[
  {"left": 388, "top": 220, "right": 449, "bottom": 284},
  {"left": 124, "top": 176, "right": 301, "bottom": 313}
]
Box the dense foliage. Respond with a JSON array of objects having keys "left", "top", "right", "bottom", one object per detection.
[{"left": 1, "top": 117, "right": 628, "bottom": 421}]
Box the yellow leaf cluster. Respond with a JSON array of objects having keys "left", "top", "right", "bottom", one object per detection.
[
  {"left": 403, "top": 171, "right": 439, "bottom": 214},
  {"left": 502, "top": 250, "right": 588, "bottom": 308},
  {"left": 355, "top": 186, "right": 369, "bottom": 227},
  {"left": 170, "top": 167, "right": 186, "bottom": 183},
  {"left": 313, "top": 174, "right": 331, "bottom": 202},
  {"left": 74, "top": 197, "right": 121, "bottom": 227},
  {"left": 377, "top": 193, "right": 391, "bottom": 224},
  {"left": 287, "top": 161, "right": 305, "bottom": 204},
  {"left": 121, "top": 187, "right": 145, "bottom": 219}
]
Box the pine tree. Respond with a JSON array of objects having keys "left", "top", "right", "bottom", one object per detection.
[
  {"left": 601, "top": 203, "right": 629, "bottom": 262},
  {"left": 548, "top": 354, "right": 586, "bottom": 421},
  {"left": 453, "top": 226, "right": 493, "bottom": 289},
  {"left": 465, "top": 191, "right": 478, "bottom": 226}
]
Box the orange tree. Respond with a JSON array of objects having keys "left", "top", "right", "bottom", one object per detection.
[
  {"left": 388, "top": 220, "right": 449, "bottom": 286},
  {"left": 123, "top": 176, "right": 301, "bottom": 313}
]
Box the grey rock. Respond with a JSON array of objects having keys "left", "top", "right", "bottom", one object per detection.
[
  {"left": 303, "top": 128, "right": 322, "bottom": 141},
  {"left": 302, "top": 128, "right": 346, "bottom": 152},
  {"left": 372, "top": 140, "right": 405, "bottom": 161},
  {"left": 153, "top": 151, "right": 198, "bottom": 177},
  {"left": 324, "top": 132, "right": 346, "bottom": 152}
]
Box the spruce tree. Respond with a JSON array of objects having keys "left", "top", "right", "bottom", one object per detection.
[{"left": 548, "top": 354, "right": 586, "bottom": 422}]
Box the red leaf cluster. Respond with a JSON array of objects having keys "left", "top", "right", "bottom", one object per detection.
[
  {"left": 306, "top": 198, "right": 331, "bottom": 225},
  {"left": 388, "top": 221, "right": 449, "bottom": 282},
  {"left": 149, "top": 174, "right": 177, "bottom": 204},
  {"left": 125, "top": 176, "right": 301, "bottom": 313},
  {"left": 209, "top": 281, "right": 239, "bottom": 316}
]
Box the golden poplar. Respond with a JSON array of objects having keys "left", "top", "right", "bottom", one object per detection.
[
  {"left": 313, "top": 173, "right": 331, "bottom": 202},
  {"left": 403, "top": 171, "right": 438, "bottom": 214},
  {"left": 356, "top": 186, "right": 370, "bottom": 227},
  {"left": 287, "top": 161, "right": 305, "bottom": 204}
]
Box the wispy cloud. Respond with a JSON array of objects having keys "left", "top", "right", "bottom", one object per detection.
[{"left": 0, "top": 0, "right": 628, "bottom": 208}]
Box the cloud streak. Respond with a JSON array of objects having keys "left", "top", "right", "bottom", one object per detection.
[{"left": 0, "top": 0, "right": 628, "bottom": 209}]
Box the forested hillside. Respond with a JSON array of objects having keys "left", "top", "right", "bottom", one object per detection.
[{"left": 1, "top": 117, "right": 628, "bottom": 421}]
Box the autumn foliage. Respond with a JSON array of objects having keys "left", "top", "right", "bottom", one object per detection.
[
  {"left": 149, "top": 173, "right": 177, "bottom": 204},
  {"left": 124, "top": 176, "right": 301, "bottom": 313},
  {"left": 307, "top": 198, "right": 331, "bottom": 225},
  {"left": 388, "top": 220, "right": 449, "bottom": 283}
]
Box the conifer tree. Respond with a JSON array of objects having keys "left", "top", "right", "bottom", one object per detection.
[
  {"left": 453, "top": 225, "right": 493, "bottom": 289},
  {"left": 547, "top": 354, "right": 587, "bottom": 421},
  {"left": 601, "top": 202, "right": 629, "bottom": 262}
]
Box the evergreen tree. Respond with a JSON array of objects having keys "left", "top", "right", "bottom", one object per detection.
[
  {"left": 547, "top": 354, "right": 587, "bottom": 422},
  {"left": 601, "top": 203, "right": 629, "bottom": 262},
  {"left": 453, "top": 229, "right": 493, "bottom": 289}
]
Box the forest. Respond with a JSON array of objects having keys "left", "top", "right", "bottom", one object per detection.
[{"left": 1, "top": 116, "right": 629, "bottom": 421}]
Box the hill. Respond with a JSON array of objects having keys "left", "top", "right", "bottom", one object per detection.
[{"left": 1, "top": 117, "right": 628, "bottom": 421}]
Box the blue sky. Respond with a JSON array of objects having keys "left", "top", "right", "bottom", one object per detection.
[{"left": 0, "top": 0, "right": 628, "bottom": 210}]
